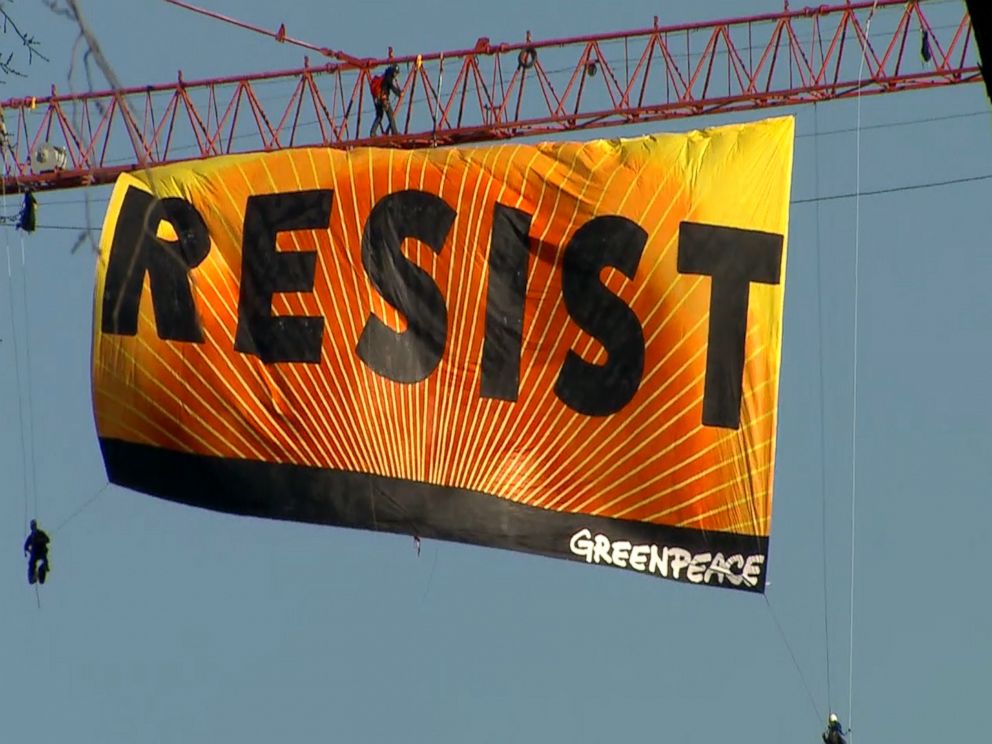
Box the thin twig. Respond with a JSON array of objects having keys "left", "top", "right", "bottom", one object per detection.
[{"left": 0, "top": 2, "right": 51, "bottom": 80}]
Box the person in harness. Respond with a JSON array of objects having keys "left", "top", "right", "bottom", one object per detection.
[
  {"left": 822, "top": 713, "right": 847, "bottom": 744},
  {"left": 24, "top": 519, "right": 51, "bottom": 585},
  {"left": 369, "top": 64, "right": 402, "bottom": 137}
]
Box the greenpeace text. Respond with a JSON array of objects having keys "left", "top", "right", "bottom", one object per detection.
[{"left": 568, "top": 528, "right": 764, "bottom": 588}]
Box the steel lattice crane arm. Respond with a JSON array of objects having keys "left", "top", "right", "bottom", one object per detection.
[{"left": 0, "top": 0, "right": 980, "bottom": 193}]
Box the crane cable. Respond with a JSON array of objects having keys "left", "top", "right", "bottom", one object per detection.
[
  {"left": 813, "top": 100, "right": 833, "bottom": 716},
  {"left": 53, "top": 482, "right": 110, "bottom": 534},
  {"left": 764, "top": 594, "right": 823, "bottom": 724},
  {"left": 432, "top": 53, "right": 444, "bottom": 146},
  {"left": 2, "top": 180, "right": 36, "bottom": 535},
  {"left": 758, "top": 101, "right": 827, "bottom": 731},
  {"left": 846, "top": 0, "right": 878, "bottom": 736},
  {"left": 3, "top": 167, "right": 44, "bottom": 611},
  {"left": 20, "top": 229, "right": 38, "bottom": 523},
  {"left": 771, "top": 0, "right": 880, "bottom": 726},
  {"left": 762, "top": 100, "right": 833, "bottom": 733}
]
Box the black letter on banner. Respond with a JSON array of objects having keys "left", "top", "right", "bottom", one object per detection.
[
  {"left": 234, "top": 190, "right": 331, "bottom": 364},
  {"left": 677, "top": 221, "right": 783, "bottom": 429},
  {"left": 556, "top": 216, "right": 647, "bottom": 416},
  {"left": 102, "top": 187, "right": 210, "bottom": 341},
  {"left": 481, "top": 203, "right": 532, "bottom": 401},
  {"left": 357, "top": 190, "right": 455, "bottom": 384}
]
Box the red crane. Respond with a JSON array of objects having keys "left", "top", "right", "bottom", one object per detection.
[{"left": 0, "top": 0, "right": 980, "bottom": 193}]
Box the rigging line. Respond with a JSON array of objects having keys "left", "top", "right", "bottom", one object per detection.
[
  {"left": 432, "top": 54, "right": 444, "bottom": 145},
  {"left": 3, "top": 188, "right": 30, "bottom": 532},
  {"left": 11, "top": 171, "right": 990, "bottom": 233},
  {"left": 813, "top": 102, "right": 833, "bottom": 713},
  {"left": 53, "top": 482, "right": 110, "bottom": 534},
  {"left": 764, "top": 594, "right": 823, "bottom": 725},
  {"left": 795, "top": 110, "right": 992, "bottom": 140},
  {"left": 19, "top": 232, "right": 39, "bottom": 520},
  {"left": 6, "top": 173, "right": 987, "bottom": 234},
  {"left": 422, "top": 542, "right": 439, "bottom": 600},
  {"left": 27, "top": 174, "right": 992, "bottom": 230},
  {"left": 790, "top": 173, "right": 992, "bottom": 203},
  {"left": 848, "top": 0, "right": 878, "bottom": 734},
  {"left": 22, "top": 224, "right": 100, "bottom": 232}
]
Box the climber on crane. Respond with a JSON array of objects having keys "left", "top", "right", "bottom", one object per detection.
[{"left": 369, "top": 64, "right": 402, "bottom": 137}]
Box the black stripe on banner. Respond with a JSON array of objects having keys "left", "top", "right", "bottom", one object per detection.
[{"left": 100, "top": 437, "right": 769, "bottom": 592}]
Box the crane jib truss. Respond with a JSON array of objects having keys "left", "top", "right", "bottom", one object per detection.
[{"left": 0, "top": 0, "right": 981, "bottom": 193}]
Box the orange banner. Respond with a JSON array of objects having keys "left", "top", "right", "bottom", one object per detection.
[{"left": 93, "top": 116, "right": 793, "bottom": 590}]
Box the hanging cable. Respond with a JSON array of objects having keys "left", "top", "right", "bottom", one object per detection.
[
  {"left": 764, "top": 595, "right": 823, "bottom": 725},
  {"left": 791, "top": 173, "right": 992, "bottom": 204},
  {"left": 19, "top": 232, "right": 39, "bottom": 520},
  {"left": 53, "top": 482, "right": 110, "bottom": 534},
  {"left": 3, "top": 185, "right": 31, "bottom": 533},
  {"left": 4, "top": 171, "right": 990, "bottom": 231},
  {"left": 422, "top": 542, "right": 439, "bottom": 601},
  {"left": 432, "top": 53, "right": 444, "bottom": 146},
  {"left": 813, "top": 102, "right": 833, "bottom": 714},
  {"left": 847, "top": 0, "right": 878, "bottom": 735}
]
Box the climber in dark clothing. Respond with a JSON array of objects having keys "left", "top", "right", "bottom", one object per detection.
[
  {"left": 369, "top": 64, "right": 402, "bottom": 137},
  {"left": 822, "top": 713, "right": 847, "bottom": 744},
  {"left": 24, "top": 519, "right": 50, "bottom": 585}
]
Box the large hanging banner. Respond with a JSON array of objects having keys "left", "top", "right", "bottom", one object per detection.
[{"left": 92, "top": 116, "right": 793, "bottom": 592}]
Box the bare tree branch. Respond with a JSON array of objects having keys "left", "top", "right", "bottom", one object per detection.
[{"left": 0, "top": 1, "right": 51, "bottom": 79}]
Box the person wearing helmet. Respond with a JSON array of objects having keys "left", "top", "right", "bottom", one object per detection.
[
  {"left": 822, "top": 713, "right": 847, "bottom": 744},
  {"left": 23, "top": 519, "right": 51, "bottom": 585},
  {"left": 369, "top": 64, "right": 402, "bottom": 137}
]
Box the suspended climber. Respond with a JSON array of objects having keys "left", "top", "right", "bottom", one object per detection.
[
  {"left": 16, "top": 190, "right": 37, "bottom": 233},
  {"left": 24, "top": 519, "right": 51, "bottom": 585},
  {"left": 369, "top": 64, "right": 402, "bottom": 137},
  {"left": 822, "top": 713, "right": 847, "bottom": 744}
]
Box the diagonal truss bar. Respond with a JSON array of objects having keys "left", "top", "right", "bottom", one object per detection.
[{"left": 0, "top": 0, "right": 980, "bottom": 193}]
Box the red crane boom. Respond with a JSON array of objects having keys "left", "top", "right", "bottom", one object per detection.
[{"left": 0, "top": 0, "right": 980, "bottom": 193}]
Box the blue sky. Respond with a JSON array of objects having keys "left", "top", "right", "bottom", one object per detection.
[{"left": 2, "top": 2, "right": 990, "bottom": 742}]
